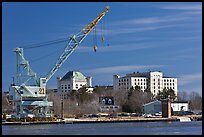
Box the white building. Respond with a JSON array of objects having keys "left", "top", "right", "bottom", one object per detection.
[
  {"left": 171, "top": 101, "right": 189, "bottom": 112},
  {"left": 57, "top": 71, "right": 92, "bottom": 99},
  {"left": 113, "top": 71, "right": 177, "bottom": 97}
]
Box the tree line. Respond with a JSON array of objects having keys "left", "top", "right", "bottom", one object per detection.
[{"left": 2, "top": 87, "right": 202, "bottom": 117}]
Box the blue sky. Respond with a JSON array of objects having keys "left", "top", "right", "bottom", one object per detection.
[{"left": 2, "top": 2, "right": 202, "bottom": 95}]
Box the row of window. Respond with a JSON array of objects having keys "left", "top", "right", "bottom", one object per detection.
[
  {"left": 61, "top": 89, "right": 71, "bottom": 92},
  {"left": 119, "top": 78, "right": 176, "bottom": 83},
  {"left": 119, "top": 83, "right": 129, "bottom": 86},
  {"left": 119, "top": 82, "right": 176, "bottom": 87},
  {"left": 164, "top": 79, "right": 175, "bottom": 82},
  {"left": 61, "top": 84, "right": 84, "bottom": 89},
  {"left": 119, "top": 79, "right": 129, "bottom": 82}
]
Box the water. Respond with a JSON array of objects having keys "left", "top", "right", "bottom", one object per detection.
[{"left": 2, "top": 121, "right": 202, "bottom": 135}]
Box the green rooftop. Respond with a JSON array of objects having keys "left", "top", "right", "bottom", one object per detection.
[{"left": 61, "top": 71, "right": 86, "bottom": 81}]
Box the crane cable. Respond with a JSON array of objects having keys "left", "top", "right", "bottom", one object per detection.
[
  {"left": 93, "top": 27, "right": 97, "bottom": 52},
  {"left": 101, "top": 17, "right": 105, "bottom": 46},
  {"left": 21, "top": 37, "right": 69, "bottom": 50},
  {"left": 29, "top": 46, "right": 65, "bottom": 63}
]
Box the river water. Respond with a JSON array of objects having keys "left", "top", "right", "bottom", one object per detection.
[{"left": 2, "top": 121, "right": 202, "bottom": 135}]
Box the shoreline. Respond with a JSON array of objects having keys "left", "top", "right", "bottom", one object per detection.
[{"left": 2, "top": 115, "right": 202, "bottom": 125}]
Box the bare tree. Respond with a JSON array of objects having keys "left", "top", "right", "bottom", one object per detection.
[
  {"left": 177, "top": 91, "right": 188, "bottom": 101},
  {"left": 189, "top": 91, "right": 202, "bottom": 111},
  {"left": 2, "top": 92, "right": 15, "bottom": 114}
]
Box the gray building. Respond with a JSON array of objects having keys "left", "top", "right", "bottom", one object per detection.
[{"left": 143, "top": 100, "right": 162, "bottom": 115}]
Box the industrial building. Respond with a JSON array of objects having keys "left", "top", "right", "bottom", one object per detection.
[
  {"left": 57, "top": 71, "right": 93, "bottom": 99},
  {"left": 143, "top": 100, "right": 189, "bottom": 115},
  {"left": 143, "top": 100, "right": 162, "bottom": 115},
  {"left": 113, "top": 71, "right": 177, "bottom": 96}
]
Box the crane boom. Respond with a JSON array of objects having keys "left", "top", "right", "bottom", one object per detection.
[{"left": 44, "top": 6, "right": 110, "bottom": 83}]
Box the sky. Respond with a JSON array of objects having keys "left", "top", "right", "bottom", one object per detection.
[{"left": 2, "top": 2, "right": 202, "bottom": 96}]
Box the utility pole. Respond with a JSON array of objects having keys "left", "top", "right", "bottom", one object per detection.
[{"left": 61, "top": 98, "right": 64, "bottom": 120}]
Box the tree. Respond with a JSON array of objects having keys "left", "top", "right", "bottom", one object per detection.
[
  {"left": 156, "top": 88, "right": 177, "bottom": 101},
  {"left": 189, "top": 91, "right": 202, "bottom": 111},
  {"left": 177, "top": 91, "right": 188, "bottom": 101},
  {"left": 2, "top": 92, "right": 15, "bottom": 114},
  {"left": 122, "top": 86, "right": 153, "bottom": 113}
]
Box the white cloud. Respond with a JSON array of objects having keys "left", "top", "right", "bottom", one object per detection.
[
  {"left": 110, "top": 16, "right": 188, "bottom": 26},
  {"left": 178, "top": 72, "right": 202, "bottom": 86},
  {"left": 160, "top": 5, "right": 202, "bottom": 10},
  {"left": 77, "top": 41, "right": 165, "bottom": 53},
  {"left": 85, "top": 65, "right": 166, "bottom": 74}
]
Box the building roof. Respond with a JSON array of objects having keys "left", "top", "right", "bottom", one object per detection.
[
  {"left": 172, "top": 101, "right": 188, "bottom": 103},
  {"left": 143, "top": 100, "right": 161, "bottom": 106},
  {"left": 61, "top": 71, "right": 86, "bottom": 81}
]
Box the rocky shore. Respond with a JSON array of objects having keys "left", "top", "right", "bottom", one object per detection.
[{"left": 2, "top": 115, "right": 202, "bottom": 125}]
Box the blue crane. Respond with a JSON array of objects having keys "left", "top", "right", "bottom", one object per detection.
[{"left": 9, "top": 6, "right": 110, "bottom": 118}]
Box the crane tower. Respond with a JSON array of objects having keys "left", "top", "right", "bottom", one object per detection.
[{"left": 9, "top": 6, "right": 110, "bottom": 118}]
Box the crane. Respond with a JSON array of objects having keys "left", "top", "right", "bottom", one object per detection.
[{"left": 9, "top": 6, "right": 110, "bottom": 118}]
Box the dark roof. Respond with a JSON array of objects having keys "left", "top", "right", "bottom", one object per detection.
[
  {"left": 61, "top": 71, "right": 86, "bottom": 81},
  {"left": 172, "top": 101, "right": 188, "bottom": 103}
]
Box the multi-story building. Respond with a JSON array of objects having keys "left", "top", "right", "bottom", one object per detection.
[
  {"left": 57, "top": 71, "right": 92, "bottom": 99},
  {"left": 113, "top": 71, "right": 177, "bottom": 97}
]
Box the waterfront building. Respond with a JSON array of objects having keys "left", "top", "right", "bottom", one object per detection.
[
  {"left": 143, "top": 100, "right": 189, "bottom": 115},
  {"left": 57, "top": 71, "right": 93, "bottom": 99},
  {"left": 113, "top": 71, "right": 177, "bottom": 97},
  {"left": 171, "top": 101, "right": 189, "bottom": 112},
  {"left": 143, "top": 100, "right": 162, "bottom": 115},
  {"left": 98, "top": 96, "right": 119, "bottom": 112}
]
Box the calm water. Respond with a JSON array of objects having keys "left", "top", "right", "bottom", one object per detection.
[{"left": 2, "top": 121, "right": 202, "bottom": 135}]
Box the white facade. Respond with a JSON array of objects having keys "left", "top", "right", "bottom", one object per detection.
[
  {"left": 171, "top": 102, "right": 189, "bottom": 111},
  {"left": 113, "top": 71, "right": 177, "bottom": 97},
  {"left": 57, "top": 71, "right": 92, "bottom": 99}
]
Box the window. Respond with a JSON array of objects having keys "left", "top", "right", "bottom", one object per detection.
[{"left": 65, "top": 85, "right": 67, "bottom": 89}]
